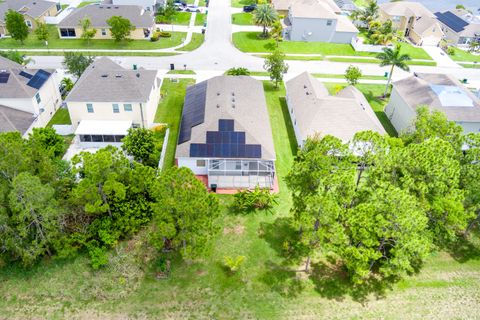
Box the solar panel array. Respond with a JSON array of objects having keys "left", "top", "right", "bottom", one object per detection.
[
  {"left": 19, "top": 71, "right": 33, "bottom": 79},
  {"left": 178, "top": 81, "right": 208, "bottom": 144},
  {"left": 435, "top": 12, "right": 468, "bottom": 32},
  {"left": 0, "top": 72, "right": 10, "bottom": 84},
  {"left": 26, "top": 70, "right": 51, "bottom": 90},
  {"left": 189, "top": 119, "right": 262, "bottom": 159}
]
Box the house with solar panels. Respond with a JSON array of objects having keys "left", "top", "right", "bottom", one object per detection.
[
  {"left": 385, "top": 73, "right": 480, "bottom": 134},
  {"left": 435, "top": 9, "right": 480, "bottom": 46},
  {"left": 176, "top": 76, "right": 277, "bottom": 191},
  {"left": 65, "top": 57, "right": 160, "bottom": 148},
  {"left": 0, "top": 56, "right": 61, "bottom": 136}
]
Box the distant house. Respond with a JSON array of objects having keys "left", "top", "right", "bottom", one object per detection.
[
  {"left": 0, "top": 0, "right": 60, "bottom": 37},
  {"left": 435, "top": 9, "right": 480, "bottom": 46},
  {"left": 176, "top": 76, "right": 277, "bottom": 191},
  {"left": 286, "top": 72, "right": 386, "bottom": 146},
  {"left": 57, "top": 4, "right": 155, "bottom": 40},
  {"left": 333, "top": 0, "right": 357, "bottom": 13},
  {"left": 379, "top": 1, "right": 443, "bottom": 46},
  {"left": 102, "top": 0, "right": 164, "bottom": 12},
  {"left": 0, "top": 56, "right": 62, "bottom": 136},
  {"left": 282, "top": 0, "right": 358, "bottom": 43},
  {"left": 66, "top": 57, "right": 161, "bottom": 147},
  {"left": 272, "top": 0, "right": 341, "bottom": 16},
  {"left": 385, "top": 73, "right": 480, "bottom": 134}
]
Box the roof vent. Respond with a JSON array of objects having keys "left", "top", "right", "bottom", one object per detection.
[
  {"left": 232, "top": 97, "right": 235, "bottom": 102},
  {"left": 217, "top": 92, "right": 220, "bottom": 96},
  {"left": 216, "top": 104, "right": 220, "bottom": 108},
  {"left": 115, "top": 75, "right": 122, "bottom": 78},
  {"left": 136, "top": 73, "right": 140, "bottom": 78},
  {"left": 306, "top": 92, "right": 309, "bottom": 95},
  {"left": 231, "top": 92, "right": 235, "bottom": 96},
  {"left": 101, "top": 74, "right": 108, "bottom": 78},
  {"left": 413, "top": 72, "right": 418, "bottom": 77},
  {"left": 304, "top": 85, "right": 307, "bottom": 89},
  {"left": 232, "top": 104, "right": 235, "bottom": 108}
]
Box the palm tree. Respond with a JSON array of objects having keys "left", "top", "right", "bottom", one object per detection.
[
  {"left": 370, "top": 21, "right": 399, "bottom": 45},
  {"left": 254, "top": 4, "right": 278, "bottom": 38},
  {"left": 376, "top": 44, "right": 411, "bottom": 97},
  {"left": 351, "top": 0, "right": 379, "bottom": 30}
]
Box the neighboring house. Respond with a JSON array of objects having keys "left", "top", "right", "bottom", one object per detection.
[
  {"left": 333, "top": 0, "right": 357, "bottom": 13},
  {"left": 435, "top": 9, "right": 480, "bottom": 46},
  {"left": 272, "top": 0, "right": 341, "bottom": 16},
  {"left": 176, "top": 76, "right": 277, "bottom": 191},
  {"left": 0, "top": 0, "right": 60, "bottom": 37},
  {"left": 66, "top": 57, "right": 161, "bottom": 147},
  {"left": 385, "top": 73, "right": 480, "bottom": 134},
  {"left": 0, "top": 56, "right": 62, "bottom": 136},
  {"left": 102, "top": 0, "right": 163, "bottom": 11},
  {"left": 379, "top": 1, "right": 443, "bottom": 46},
  {"left": 282, "top": 0, "right": 358, "bottom": 43},
  {"left": 286, "top": 72, "right": 386, "bottom": 146},
  {"left": 57, "top": 4, "right": 155, "bottom": 40}
]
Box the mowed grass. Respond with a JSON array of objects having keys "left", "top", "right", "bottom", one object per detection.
[
  {"left": 195, "top": 13, "right": 206, "bottom": 26},
  {"left": 154, "top": 78, "right": 195, "bottom": 169},
  {"left": 449, "top": 47, "right": 480, "bottom": 62},
  {"left": 17, "top": 51, "right": 178, "bottom": 57},
  {"left": 232, "top": 13, "right": 254, "bottom": 25},
  {"left": 175, "top": 32, "right": 204, "bottom": 51},
  {"left": 328, "top": 57, "right": 437, "bottom": 66},
  {"left": 47, "top": 108, "right": 72, "bottom": 127},
  {"left": 233, "top": 32, "right": 433, "bottom": 60},
  {"left": 1, "top": 80, "right": 480, "bottom": 319},
  {"left": 231, "top": 0, "right": 255, "bottom": 8},
  {"left": 0, "top": 25, "right": 185, "bottom": 50},
  {"left": 76, "top": 1, "right": 99, "bottom": 8}
]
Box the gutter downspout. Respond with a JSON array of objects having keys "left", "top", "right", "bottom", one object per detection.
[{"left": 140, "top": 102, "right": 145, "bottom": 128}]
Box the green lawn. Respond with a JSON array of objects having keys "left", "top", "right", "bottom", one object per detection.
[
  {"left": 449, "top": 47, "right": 480, "bottom": 62},
  {"left": 47, "top": 108, "right": 72, "bottom": 127},
  {"left": 195, "top": 13, "right": 206, "bottom": 26},
  {"left": 459, "top": 63, "right": 480, "bottom": 69},
  {"left": 233, "top": 32, "right": 433, "bottom": 60},
  {"left": 327, "top": 57, "right": 437, "bottom": 66},
  {"left": 16, "top": 51, "right": 178, "bottom": 57},
  {"left": 198, "top": 0, "right": 206, "bottom": 6},
  {"left": 154, "top": 78, "right": 195, "bottom": 169},
  {"left": 77, "top": 1, "right": 99, "bottom": 8},
  {"left": 175, "top": 33, "right": 205, "bottom": 51},
  {"left": 158, "top": 12, "right": 192, "bottom": 25},
  {"left": 167, "top": 69, "right": 196, "bottom": 74},
  {"left": 232, "top": 13, "right": 254, "bottom": 25},
  {"left": 312, "top": 73, "right": 388, "bottom": 81},
  {"left": 0, "top": 25, "right": 185, "bottom": 50},
  {"left": 231, "top": 0, "right": 255, "bottom": 8}
]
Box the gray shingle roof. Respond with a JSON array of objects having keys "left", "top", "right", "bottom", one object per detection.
[
  {"left": 58, "top": 4, "right": 154, "bottom": 28},
  {"left": 0, "top": 104, "right": 35, "bottom": 135},
  {"left": 0, "top": 0, "right": 57, "bottom": 23},
  {"left": 176, "top": 76, "right": 276, "bottom": 160},
  {"left": 286, "top": 72, "right": 386, "bottom": 142},
  {"left": 392, "top": 73, "right": 480, "bottom": 122},
  {"left": 66, "top": 57, "right": 158, "bottom": 103}
]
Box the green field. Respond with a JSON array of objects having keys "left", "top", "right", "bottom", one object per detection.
[
  {"left": 175, "top": 33, "right": 205, "bottom": 51},
  {"left": 233, "top": 32, "right": 433, "bottom": 60},
  {"left": 232, "top": 13, "right": 254, "bottom": 25},
  {"left": 0, "top": 25, "right": 185, "bottom": 50}
]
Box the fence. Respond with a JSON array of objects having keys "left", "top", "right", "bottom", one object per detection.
[
  {"left": 351, "top": 37, "right": 391, "bottom": 53},
  {"left": 157, "top": 127, "right": 170, "bottom": 172}
]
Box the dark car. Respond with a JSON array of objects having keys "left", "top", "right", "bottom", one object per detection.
[{"left": 243, "top": 4, "right": 256, "bottom": 12}]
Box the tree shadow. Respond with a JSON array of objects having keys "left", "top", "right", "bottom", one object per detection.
[
  {"left": 259, "top": 260, "right": 305, "bottom": 298},
  {"left": 447, "top": 230, "right": 480, "bottom": 263},
  {"left": 279, "top": 97, "right": 300, "bottom": 157}
]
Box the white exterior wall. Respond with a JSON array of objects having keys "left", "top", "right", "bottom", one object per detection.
[
  {"left": 145, "top": 76, "right": 161, "bottom": 126},
  {"left": 456, "top": 122, "right": 480, "bottom": 134},
  {"left": 384, "top": 87, "right": 417, "bottom": 134},
  {"left": 285, "top": 92, "right": 304, "bottom": 147},
  {"left": 288, "top": 16, "right": 356, "bottom": 43},
  {"left": 177, "top": 157, "right": 208, "bottom": 175},
  {"left": 112, "top": 0, "right": 157, "bottom": 11}
]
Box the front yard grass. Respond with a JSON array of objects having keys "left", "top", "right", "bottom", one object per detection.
[
  {"left": 449, "top": 47, "right": 480, "bottom": 62},
  {"left": 233, "top": 32, "right": 433, "bottom": 60},
  {"left": 76, "top": 1, "right": 99, "bottom": 8},
  {"left": 0, "top": 25, "right": 185, "bottom": 50},
  {"left": 167, "top": 69, "right": 196, "bottom": 74},
  {"left": 195, "top": 13, "right": 206, "bottom": 26},
  {"left": 231, "top": 0, "right": 255, "bottom": 8},
  {"left": 175, "top": 32, "right": 205, "bottom": 51},
  {"left": 232, "top": 13, "right": 254, "bottom": 25},
  {"left": 154, "top": 78, "right": 195, "bottom": 169},
  {"left": 157, "top": 12, "right": 192, "bottom": 25},
  {"left": 47, "top": 108, "right": 72, "bottom": 127}
]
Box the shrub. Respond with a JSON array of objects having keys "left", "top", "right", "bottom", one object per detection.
[
  {"left": 150, "top": 32, "right": 160, "bottom": 42},
  {"left": 88, "top": 245, "right": 109, "bottom": 269},
  {"left": 223, "top": 255, "right": 245, "bottom": 273},
  {"left": 232, "top": 186, "right": 278, "bottom": 212},
  {"left": 447, "top": 46, "right": 455, "bottom": 56},
  {"left": 159, "top": 31, "right": 172, "bottom": 38}
]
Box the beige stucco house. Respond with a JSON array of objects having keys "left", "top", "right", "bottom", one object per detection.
[
  {"left": 435, "top": 9, "right": 480, "bottom": 46},
  {"left": 379, "top": 1, "right": 443, "bottom": 46},
  {"left": 0, "top": 56, "right": 62, "bottom": 136},
  {"left": 272, "top": 0, "right": 341, "bottom": 16},
  {"left": 0, "top": 0, "right": 59, "bottom": 37},
  {"left": 385, "top": 73, "right": 480, "bottom": 134},
  {"left": 66, "top": 57, "right": 161, "bottom": 147},
  {"left": 57, "top": 4, "right": 155, "bottom": 40}
]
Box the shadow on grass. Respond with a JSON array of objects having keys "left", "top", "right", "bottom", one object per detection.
[
  {"left": 279, "top": 97, "right": 300, "bottom": 157},
  {"left": 259, "top": 260, "right": 305, "bottom": 297},
  {"left": 447, "top": 229, "right": 480, "bottom": 263}
]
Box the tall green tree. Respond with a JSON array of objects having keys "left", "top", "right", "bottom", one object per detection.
[
  {"left": 149, "top": 167, "right": 220, "bottom": 260},
  {"left": 263, "top": 49, "right": 288, "bottom": 89},
  {"left": 254, "top": 4, "right": 278, "bottom": 38},
  {"left": 34, "top": 21, "right": 49, "bottom": 43},
  {"left": 122, "top": 127, "right": 157, "bottom": 166},
  {"left": 0, "top": 50, "right": 32, "bottom": 65},
  {"left": 106, "top": 16, "right": 134, "bottom": 42},
  {"left": 369, "top": 20, "right": 399, "bottom": 45},
  {"left": 376, "top": 43, "right": 411, "bottom": 97},
  {"left": 80, "top": 17, "right": 97, "bottom": 45},
  {"left": 270, "top": 20, "right": 283, "bottom": 47},
  {"left": 461, "top": 133, "right": 480, "bottom": 235},
  {"left": 5, "top": 10, "right": 29, "bottom": 44},
  {"left": 28, "top": 127, "right": 66, "bottom": 158},
  {"left": 63, "top": 51, "right": 94, "bottom": 78}
]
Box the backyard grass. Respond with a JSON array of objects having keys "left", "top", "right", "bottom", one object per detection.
[
  {"left": 233, "top": 32, "right": 433, "bottom": 60},
  {"left": 154, "top": 78, "right": 195, "bottom": 169},
  {"left": 167, "top": 69, "right": 196, "bottom": 74},
  {"left": 195, "top": 13, "right": 206, "bottom": 26},
  {"left": 231, "top": 0, "right": 255, "bottom": 8},
  {"left": 76, "top": 1, "right": 99, "bottom": 8},
  {"left": 0, "top": 79, "right": 479, "bottom": 318},
  {"left": 175, "top": 33, "right": 205, "bottom": 51},
  {"left": 232, "top": 13, "right": 254, "bottom": 25},
  {"left": 449, "top": 47, "right": 480, "bottom": 62},
  {"left": 0, "top": 25, "right": 186, "bottom": 50},
  {"left": 47, "top": 108, "right": 72, "bottom": 127}
]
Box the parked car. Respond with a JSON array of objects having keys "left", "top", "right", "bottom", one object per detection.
[
  {"left": 186, "top": 6, "right": 201, "bottom": 12},
  {"left": 243, "top": 4, "right": 256, "bottom": 12},
  {"left": 174, "top": 0, "right": 187, "bottom": 6}
]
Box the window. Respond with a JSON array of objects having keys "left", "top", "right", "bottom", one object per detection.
[
  {"left": 80, "top": 135, "right": 92, "bottom": 142},
  {"left": 60, "top": 28, "right": 76, "bottom": 37},
  {"left": 26, "top": 20, "right": 32, "bottom": 28},
  {"left": 103, "top": 135, "right": 115, "bottom": 142},
  {"left": 132, "top": 123, "right": 141, "bottom": 128},
  {"left": 326, "top": 20, "right": 332, "bottom": 26},
  {"left": 92, "top": 135, "right": 103, "bottom": 142},
  {"left": 101, "top": 29, "right": 106, "bottom": 36},
  {"left": 112, "top": 104, "right": 120, "bottom": 113},
  {"left": 196, "top": 160, "right": 206, "bottom": 167},
  {"left": 124, "top": 103, "right": 133, "bottom": 111},
  {"left": 392, "top": 16, "right": 401, "bottom": 22},
  {"left": 86, "top": 103, "right": 94, "bottom": 113},
  {"left": 35, "top": 93, "right": 41, "bottom": 104},
  {"left": 56, "top": 3, "right": 61, "bottom": 11}
]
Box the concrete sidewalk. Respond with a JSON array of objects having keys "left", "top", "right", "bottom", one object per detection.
[{"left": 422, "top": 46, "right": 460, "bottom": 68}]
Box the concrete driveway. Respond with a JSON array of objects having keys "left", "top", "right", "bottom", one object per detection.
[{"left": 422, "top": 46, "right": 460, "bottom": 68}]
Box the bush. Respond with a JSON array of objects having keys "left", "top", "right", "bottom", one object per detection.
[
  {"left": 88, "top": 245, "right": 109, "bottom": 270},
  {"left": 159, "top": 31, "right": 172, "bottom": 38},
  {"left": 447, "top": 46, "right": 455, "bottom": 56},
  {"left": 150, "top": 32, "right": 160, "bottom": 42},
  {"left": 232, "top": 186, "right": 278, "bottom": 212},
  {"left": 223, "top": 255, "right": 245, "bottom": 273}
]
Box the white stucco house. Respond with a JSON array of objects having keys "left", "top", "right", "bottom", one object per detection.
[
  {"left": 102, "top": 0, "right": 164, "bottom": 11},
  {"left": 0, "top": 56, "right": 62, "bottom": 136},
  {"left": 176, "top": 76, "right": 277, "bottom": 191},
  {"left": 282, "top": 0, "right": 358, "bottom": 43},
  {"left": 385, "top": 73, "right": 480, "bottom": 134},
  {"left": 65, "top": 57, "right": 161, "bottom": 148},
  {"left": 285, "top": 72, "right": 386, "bottom": 146}
]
